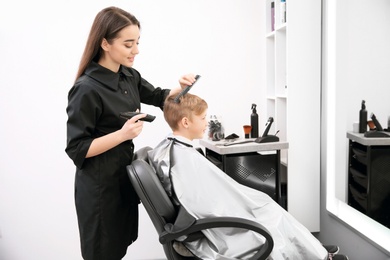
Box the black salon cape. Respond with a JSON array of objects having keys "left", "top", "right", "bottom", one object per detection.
[{"left": 65, "top": 62, "right": 170, "bottom": 260}]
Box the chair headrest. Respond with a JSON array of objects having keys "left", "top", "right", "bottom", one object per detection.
[{"left": 133, "top": 146, "right": 152, "bottom": 162}]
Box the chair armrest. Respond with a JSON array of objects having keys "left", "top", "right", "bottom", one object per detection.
[{"left": 160, "top": 216, "right": 273, "bottom": 260}]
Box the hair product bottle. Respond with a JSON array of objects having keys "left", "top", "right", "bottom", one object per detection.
[
  {"left": 271, "top": 1, "right": 275, "bottom": 31},
  {"left": 251, "top": 104, "right": 259, "bottom": 138},
  {"left": 280, "top": 0, "right": 286, "bottom": 23},
  {"left": 359, "top": 100, "right": 367, "bottom": 133}
]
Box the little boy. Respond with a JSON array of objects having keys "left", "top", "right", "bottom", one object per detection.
[{"left": 148, "top": 93, "right": 346, "bottom": 260}]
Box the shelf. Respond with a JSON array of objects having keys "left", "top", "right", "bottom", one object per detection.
[
  {"left": 276, "top": 23, "right": 287, "bottom": 31},
  {"left": 265, "top": 24, "right": 286, "bottom": 38},
  {"left": 266, "top": 31, "right": 275, "bottom": 38},
  {"left": 265, "top": 3, "right": 287, "bottom": 151},
  {"left": 264, "top": 0, "right": 322, "bottom": 232},
  {"left": 266, "top": 0, "right": 289, "bottom": 212}
]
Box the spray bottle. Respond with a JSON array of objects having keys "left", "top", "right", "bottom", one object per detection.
[
  {"left": 359, "top": 100, "right": 367, "bottom": 133},
  {"left": 251, "top": 104, "right": 259, "bottom": 138}
]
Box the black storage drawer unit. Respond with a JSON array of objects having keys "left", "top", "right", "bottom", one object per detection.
[
  {"left": 206, "top": 149, "right": 280, "bottom": 205},
  {"left": 348, "top": 139, "right": 390, "bottom": 228}
]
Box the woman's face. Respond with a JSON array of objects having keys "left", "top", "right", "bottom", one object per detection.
[{"left": 100, "top": 25, "right": 140, "bottom": 72}]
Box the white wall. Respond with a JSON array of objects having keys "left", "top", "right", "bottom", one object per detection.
[{"left": 0, "top": 1, "right": 265, "bottom": 259}]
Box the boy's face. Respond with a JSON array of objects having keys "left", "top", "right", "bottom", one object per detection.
[{"left": 188, "top": 110, "right": 208, "bottom": 140}]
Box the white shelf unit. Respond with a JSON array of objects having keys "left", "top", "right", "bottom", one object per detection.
[
  {"left": 266, "top": 2, "right": 288, "bottom": 165},
  {"left": 264, "top": 0, "right": 322, "bottom": 232}
]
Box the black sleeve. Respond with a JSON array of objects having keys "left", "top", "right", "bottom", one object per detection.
[
  {"left": 65, "top": 83, "right": 100, "bottom": 169},
  {"left": 131, "top": 68, "right": 171, "bottom": 110}
]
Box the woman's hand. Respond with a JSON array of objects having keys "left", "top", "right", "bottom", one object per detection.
[
  {"left": 120, "top": 113, "right": 146, "bottom": 141},
  {"left": 179, "top": 74, "right": 197, "bottom": 89},
  {"left": 170, "top": 74, "right": 198, "bottom": 96},
  {"left": 86, "top": 112, "right": 146, "bottom": 158}
]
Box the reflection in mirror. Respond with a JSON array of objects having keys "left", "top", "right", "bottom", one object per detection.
[{"left": 324, "top": 0, "right": 390, "bottom": 253}]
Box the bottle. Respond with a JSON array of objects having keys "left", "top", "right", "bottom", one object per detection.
[
  {"left": 359, "top": 100, "right": 367, "bottom": 133},
  {"left": 271, "top": 1, "right": 275, "bottom": 31},
  {"left": 280, "top": 0, "right": 286, "bottom": 24},
  {"left": 251, "top": 104, "right": 259, "bottom": 138}
]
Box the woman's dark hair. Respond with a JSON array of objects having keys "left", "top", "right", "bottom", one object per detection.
[{"left": 75, "top": 6, "right": 140, "bottom": 82}]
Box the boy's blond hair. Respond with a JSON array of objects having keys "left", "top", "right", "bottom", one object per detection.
[{"left": 164, "top": 94, "right": 208, "bottom": 131}]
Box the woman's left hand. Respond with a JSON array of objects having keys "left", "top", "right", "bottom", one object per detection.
[
  {"left": 169, "top": 74, "right": 198, "bottom": 97},
  {"left": 179, "top": 74, "right": 197, "bottom": 89}
]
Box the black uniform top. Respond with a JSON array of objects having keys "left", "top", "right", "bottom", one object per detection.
[{"left": 65, "top": 61, "right": 170, "bottom": 260}]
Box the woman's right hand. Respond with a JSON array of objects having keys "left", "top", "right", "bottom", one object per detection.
[
  {"left": 120, "top": 113, "right": 147, "bottom": 141},
  {"left": 86, "top": 112, "right": 147, "bottom": 158},
  {"left": 86, "top": 112, "right": 146, "bottom": 158}
]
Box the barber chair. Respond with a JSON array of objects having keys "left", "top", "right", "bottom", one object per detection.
[{"left": 127, "top": 147, "right": 274, "bottom": 260}]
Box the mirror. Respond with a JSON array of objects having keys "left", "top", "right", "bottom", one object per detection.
[{"left": 324, "top": 0, "right": 390, "bottom": 253}]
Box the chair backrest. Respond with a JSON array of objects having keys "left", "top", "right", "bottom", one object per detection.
[
  {"left": 128, "top": 159, "right": 177, "bottom": 231},
  {"left": 127, "top": 151, "right": 196, "bottom": 260}
]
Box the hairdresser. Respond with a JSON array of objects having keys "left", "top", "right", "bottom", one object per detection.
[{"left": 65, "top": 6, "right": 197, "bottom": 260}]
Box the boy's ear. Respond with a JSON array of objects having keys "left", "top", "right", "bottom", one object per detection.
[{"left": 181, "top": 117, "right": 190, "bottom": 129}]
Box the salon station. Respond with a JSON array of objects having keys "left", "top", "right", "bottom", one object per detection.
[{"left": 1, "top": 0, "right": 390, "bottom": 259}]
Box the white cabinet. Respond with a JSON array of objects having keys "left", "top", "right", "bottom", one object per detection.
[{"left": 265, "top": 0, "right": 322, "bottom": 231}]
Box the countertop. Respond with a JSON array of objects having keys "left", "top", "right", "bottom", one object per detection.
[
  {"left": 347, "top": 131, "right": 390, "bottom": 146},
  {"left": 199, "top": 138, "right": 289, "bottom": 155}
]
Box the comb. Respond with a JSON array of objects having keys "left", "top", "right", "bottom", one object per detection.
[{"left": 174, "top": 75, "right": 201, "bottom": 103}]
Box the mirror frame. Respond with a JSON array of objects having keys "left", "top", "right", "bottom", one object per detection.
[{"left": 324, "top": 0, "right": 390, "bottom": 253}]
